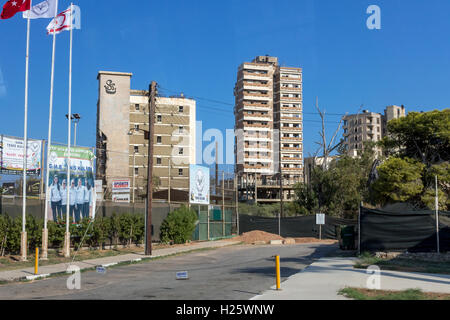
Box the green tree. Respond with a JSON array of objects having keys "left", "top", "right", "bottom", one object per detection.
[
  {"left": 160, "top": 206, "right": 198, "bottom": 244},
  {"left": 381, "top": 109, "right": 450, "bottom": 165},
  {"left": 372, "top": 157, "right": 425, "bottom": 204}
]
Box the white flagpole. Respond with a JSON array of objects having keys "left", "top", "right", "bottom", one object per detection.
[
  {"left": 21, "top": 0, "right": 33, "bottom": 262},
  {"left": 43, "top": 0, "right": 59, "bottom": 247},
  {"left": 64, "top": 3, "right": 74, "bottom": 258}
]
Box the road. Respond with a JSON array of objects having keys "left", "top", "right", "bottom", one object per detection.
[{"left": 0, "top": 243, "right": 338, "bottom": 300}]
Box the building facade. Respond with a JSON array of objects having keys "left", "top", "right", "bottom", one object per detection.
[
  {"left": 234, "top": 56, "right": 303, "bottom": 203},
  {"left": 342, "top": 105, "right": 406, "bottom": 157},
  {"left": 96, "top": 71, "right": 196, "bottom": 201}
]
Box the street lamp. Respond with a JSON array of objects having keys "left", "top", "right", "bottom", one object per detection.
[{"left": 66, "top": 113, "right": 81, "bottom": 146}]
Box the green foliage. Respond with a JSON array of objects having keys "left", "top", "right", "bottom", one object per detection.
[
  {"left": 293, "top": 141, "right": 377, "bottom": 218},
  {"left": 160, "top": 206, "right": 198, "bottom": 244},
  {"left": 0, "top": 212, "right": 147, "bottom": 254},
  {"left": 372, "top": 157, "right": 425, "bottom": 204},
  {"left": 238, "top": 202, "right": 284, "bottom": 217},
  {"left": 381, "top": 109, "right": 450, "bottom": 165}
]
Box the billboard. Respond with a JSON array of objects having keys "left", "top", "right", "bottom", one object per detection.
[
  {"left": 0, "top": 136, "right": 42, "bottom": 174},
  {"left": 112, "top": 179, "right": 130, "bottom": 193},
  {"left": 47, "top": 145, "right": 95, "bottom": 222},
  {"left": 189, "top": 165, "right": 210, "bottom": 205}
]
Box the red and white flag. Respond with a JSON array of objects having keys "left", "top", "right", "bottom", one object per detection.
[
  {"left": 46, "top": 4, "right": 80, "bottom": 34},
  {"left": 0, "top": 0, "right": 31, "bottom": 19}
]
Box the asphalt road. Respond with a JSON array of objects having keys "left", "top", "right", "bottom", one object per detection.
[{"left": 0, "top": 243, "right": 338, "bottom": 300}]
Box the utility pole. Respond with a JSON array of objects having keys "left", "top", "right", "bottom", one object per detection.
[
  {"left": 168, "top": 157, "right": 171, "bottom": 209},
  {"left": 132, "top": 152, "right": 136, "bottom": 203},
  {"left": 235, "top": 175, "right": 239, "bottom": 235},
  {"left": 215, "top": 141, "right": 219, "bottom": 197},
  {"left": 146, "top": 81, "right": 157, "bottom": 256},
  {"left": 222, "top": 171, "right": 225, "bottom": 237},
  {"left": 278, "top": 129, "right": 284, "bottom": 218}
]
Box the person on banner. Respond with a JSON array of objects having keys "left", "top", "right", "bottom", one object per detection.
[
  {"left": 75, "top": 178, "right": 86, "bottom": 223},
  {"left": 84, "top": 182, "right": 93, "bottom": 219},
  {"left": 60, "top": 179, "right": 68, "bottom": 220},
  {"left": 69, "top": 179, "right": 77, "bottom": 223},
  {"left": 49, "top": 176, "right": 62, "bottom": 222}
]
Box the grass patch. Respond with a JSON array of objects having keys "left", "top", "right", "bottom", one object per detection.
[
  {"left": 354, "top": 252, "right": 450, "bottom": 275},
  {"left": 339, "top": 287, "right": 450, "bottom": 300}
]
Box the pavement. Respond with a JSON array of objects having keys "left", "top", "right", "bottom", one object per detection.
[
  {"left": 0, "top": 239, "right": 240, "bottom": 283},
  {"left": 0, "top": 243, "right": 337, "bottom": 300},
  {"left": 251, "top": 257, "right": 450, "bottom": 300}
]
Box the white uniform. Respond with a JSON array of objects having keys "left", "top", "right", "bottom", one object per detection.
[
  {"left": 76, "top": 185, "right": 85, "bottom": 205},
  {"left": 60, "top": 187, "right": 67, "bottom": 206},
  {"left": 50, "top": 184, "right": 62, "bottom": 202}
]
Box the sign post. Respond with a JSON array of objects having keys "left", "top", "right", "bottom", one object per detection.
[{"left": 316, "top": 213, "right": 325, "bottom": 240}]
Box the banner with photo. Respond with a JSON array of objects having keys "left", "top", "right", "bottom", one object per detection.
[
  {"left": 47, "top": 145, "right": 95, "bottom": 222},
  {"left": 0, "top": 135, "right": 42, "bottom": 175},
  {"left": 189, "top": 165, "right": 210, "bottom": 205}
]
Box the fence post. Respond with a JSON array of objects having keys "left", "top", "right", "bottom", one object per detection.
[{"left": 358, "top": 202, "right": 362, "bottom": 255}]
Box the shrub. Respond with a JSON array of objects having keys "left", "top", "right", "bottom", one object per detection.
[{"left": 160, "top": 206, "right": 198, "bottom": 244}]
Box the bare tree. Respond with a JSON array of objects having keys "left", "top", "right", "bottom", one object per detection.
[{"left": 314, "top": 97, "right": 347, "bottom": 170}]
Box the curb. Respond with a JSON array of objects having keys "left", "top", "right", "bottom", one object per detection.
[{"left": 0, "top": 241, "right": 240, "bottom": 285}]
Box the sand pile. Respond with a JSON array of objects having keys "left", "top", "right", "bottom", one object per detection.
[{"left": 234, "top": 230, "right": 285, "bottom": 244}]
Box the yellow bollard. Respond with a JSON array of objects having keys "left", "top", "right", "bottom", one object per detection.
[
  {"left": 34, "top": 247, "right": 39, "bottom": 275},
  {"left": 275, "top": 255, "right": 281, "bottom": 290}
]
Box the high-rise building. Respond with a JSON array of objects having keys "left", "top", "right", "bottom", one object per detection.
[
  {"left": 342, "top": 105, "right": 406, "bottom": 157},
  {"left": 234, "top": 56, "right": 303, "bottom": 203},
  {"left": 96, "top": 71, "right": 196, "bottom": 200}
]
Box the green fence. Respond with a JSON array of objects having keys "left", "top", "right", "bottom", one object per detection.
[{"left": 192, "top": 205, "right": 235, "bottom": 241}]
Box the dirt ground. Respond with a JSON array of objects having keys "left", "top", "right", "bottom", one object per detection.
[{"left": 233, "top": 231, "right": 338, "bottom": 245}]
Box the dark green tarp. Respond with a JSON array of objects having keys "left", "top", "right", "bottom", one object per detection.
[
  {"left": 360, "top": 206, "right": 450, "bottom": 252},
  {"left": 239, "top": 214, "right": 356, "bottom": 239}
]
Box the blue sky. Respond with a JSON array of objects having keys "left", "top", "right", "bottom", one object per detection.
[{"left": 0, "top": 0, "right": 449, "bottom": 166}]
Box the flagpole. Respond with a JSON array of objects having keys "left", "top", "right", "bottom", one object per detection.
[
  {"left": 21, "top": 0, "right": 33, "bottom": 262},
  {"left": 43, "top": 0, "right": 59, "bottom": 259},
  {"left": 63, "top": 2, "right": 74, "bottom": 258}
]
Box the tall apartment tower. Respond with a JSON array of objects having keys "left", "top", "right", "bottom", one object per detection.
[
  {"left": 97, "top": 71, "right": 196, "bottom": 200},
  {"left": 342, "top": 105, "right": 406, "bottom": 157},
  {"left": 234, "top": 56, "right": 303, "bottom": 203}
]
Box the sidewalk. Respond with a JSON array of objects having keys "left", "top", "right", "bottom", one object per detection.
[
  {"left": 0, "top": 239, "right": 240, "bottom": 283},
  {"left": 251, "top": 257, "right": 450, "bottom": 300}
]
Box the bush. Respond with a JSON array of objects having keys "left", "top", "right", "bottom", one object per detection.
[{"left": 160, "top": 206, "right": 198, "bottom": 244}]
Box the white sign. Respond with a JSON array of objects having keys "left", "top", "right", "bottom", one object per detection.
[
  {"left": 316, "top": 213, "right": 325, "bottom": 225},
  {"left": 1, "top": 136, "right": 42, "bottom": 172},
  {"left": 176, "top": 271, "right": 189, "bottom": 280},
  {"left": 189, "top": 165, "right": 210, "bottom": 205},
  {"left": 112, "top": 179, "right": 130, "bottom": 193},
  {"left": 112, "top": 193, "right": 130, "bottom": 203}
]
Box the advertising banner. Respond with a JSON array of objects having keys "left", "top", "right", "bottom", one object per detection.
[
  {"left": 189, "top": 165, "right": 210, "bottom": 205},
  {"left": 47, "top": 145, "right": 95, "bottom": 222},
  {"left": 0, "top": 136, "right": 42, "bottom": 174},
  {"left": 112, "top": 179, "right": 130, "bottom": 193}
]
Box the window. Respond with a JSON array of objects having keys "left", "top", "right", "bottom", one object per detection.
[
  {"left": 179, "top": 106, "right": 184, "bottom": 113},
  {"left": 156, "top": 158, "right": 162, "bottom": 165},
  {"left": 134, "top": 146, "right": 139, "bottom": 153},
  {"left": 179, "top": 148, "right": 184, "bottom": 155},
  {"left": 134, "top": 168, "right": 138, "bottom": 175},
  {"left": 135, "top": 104, "right": 140, "bottom": 111},
  {"left": 178, "top": 168, "right": 183, "bottom": 176},
  {"left": 179, "top": 126, "right": 184, "bottom": 134},
  {"left": 134, "top": 124, "right": 139, "bottom": 130},
  {"left": 157, "top": 136, "right": 162, "bottom": 144},
  {"left": 157, "top": 115, "right": 162, "bottom": 122}
]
